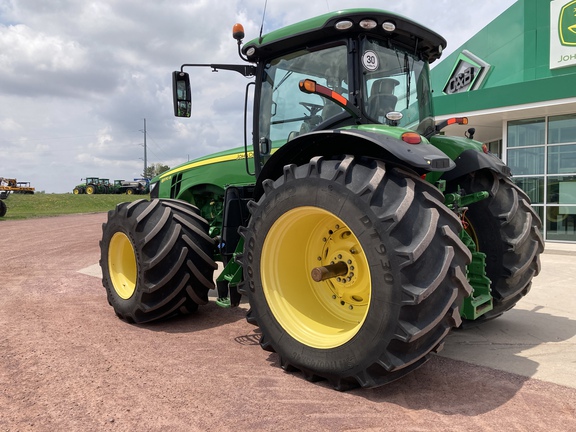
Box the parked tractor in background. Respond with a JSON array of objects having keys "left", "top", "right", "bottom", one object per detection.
[
  {"left": 99, "top": 9, "right": 543, "bottom": 390},
  {"left": 114, "top": 179, "right": 150, "bottom": 195},
  {"left": 74, "top": 178, "right": 149, "bottom": 194},
  {"left": 73, "top": 177, "right": 101, "bottom": 194}
]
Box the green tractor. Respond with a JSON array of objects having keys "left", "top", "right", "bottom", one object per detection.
[
  {"left": 73, "top": 177, "right": 101, "bottom": 194},
  {"left": 99, "top": 8, "right": 543, "bottom": 390}
]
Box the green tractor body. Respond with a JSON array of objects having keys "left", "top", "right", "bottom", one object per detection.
[
  {"left": 73, "top": 177, "right": 101, "bottom": 194},
  {"left": 100, "top": 8, "right": 543, "bottom": 390}
]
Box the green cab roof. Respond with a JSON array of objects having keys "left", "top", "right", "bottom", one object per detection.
[{"left": 243, "top": 8, "right": 447, "bottom": 63}]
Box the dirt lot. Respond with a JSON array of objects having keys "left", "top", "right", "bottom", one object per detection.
[{"left": 1, "top": 213, "right": 575, "bottom": 431}]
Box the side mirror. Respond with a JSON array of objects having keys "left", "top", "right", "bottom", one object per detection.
[{"left": 172, "top": 71, "right": 191, "bottom": 117}]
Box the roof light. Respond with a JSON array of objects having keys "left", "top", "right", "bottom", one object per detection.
[
  {"left": 382, "top": 21, "right": 396, "bottom": 32},
  {"left": 386, "top": 111, "right": 403, "bottom": 122},
  {"left": 359, "top": 19, "right": 377, "bottom": 30},
  {"left": 335, "top": 20, "right": 353, "bottom": 30},
  {"left": 401, "top": 132, "right": 422, "bottom": 144}
]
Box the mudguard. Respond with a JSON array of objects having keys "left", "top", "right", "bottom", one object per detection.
[
  {"left": 441, "top": 148, "right": 511, "bottom": 181},
  {"left": 254, "top": 129, "right": 454, "bottom": 199},
  {"left": 429, "top": 135, "right": 511, "bottom": 182}
]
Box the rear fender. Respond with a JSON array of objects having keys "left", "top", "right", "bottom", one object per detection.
[
  {"left": 254, "top": 129, "right": 454, "bottom": 200},
  {"left": 428, "top": 135, "right": 510, "bottom": 183}
]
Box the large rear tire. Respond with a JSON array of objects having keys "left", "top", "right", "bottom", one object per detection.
[
  {"left": 240, "top": 156, "right": 472, "bottom": 390},
  {"left": 100, "top": 198, "right": 217, "bottom": 323},
  {"left": 449, "top": 169, "right": 544, "bottom": 323}
]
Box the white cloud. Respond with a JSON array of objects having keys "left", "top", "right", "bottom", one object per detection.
[{"left": 0, "top": 0, "right": 517, "bottom": 193}]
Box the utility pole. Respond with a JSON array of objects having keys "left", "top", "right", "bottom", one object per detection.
[{"left": 143, "top": 118, "right": 147, "bottom": 178}]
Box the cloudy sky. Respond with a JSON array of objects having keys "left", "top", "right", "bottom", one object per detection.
[{"left": 0, "top": 0, "right": 517, "bottom": 193}]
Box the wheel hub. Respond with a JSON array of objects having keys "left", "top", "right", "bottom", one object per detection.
[{"left": 319, "top": 225, "right": 369, "bottom": 310}]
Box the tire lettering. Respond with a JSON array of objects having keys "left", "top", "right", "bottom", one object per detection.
[
  {"left": 360, "top": 215, "right": 371, "bottom": 228},
  {"left": 383, "top": 272, "right": 394, "bottom": 285},
  {"left": 291, "top": 352, "right": 357, "bottom": 370}
]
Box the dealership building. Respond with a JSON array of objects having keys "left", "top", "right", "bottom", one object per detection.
[{"left": 431, "top": 0, "right": 576, "bottom": 242}]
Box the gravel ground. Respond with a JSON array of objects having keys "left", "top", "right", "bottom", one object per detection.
[{"left": 1, "top": 213, "right": 575, "bottom": 432}]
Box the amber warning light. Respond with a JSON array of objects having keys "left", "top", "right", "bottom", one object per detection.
[
  {"left": 232, "top": 23, "right": 245, "bottom": 41},
  {"left": 446, "top": 117, "right": 468, "bottom": 126},
  {"left": 299, "top": 79, "right": 348, "bottom": 107}
]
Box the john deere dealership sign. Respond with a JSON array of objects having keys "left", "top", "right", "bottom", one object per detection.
[
  {"left": 443, "top": 50, "right": 490, "bottom": 95},
  {"left": 551, "top": 0, "right": 576, "bottom": 69}
]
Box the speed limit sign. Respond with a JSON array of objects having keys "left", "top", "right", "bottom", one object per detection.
[{"left": 362, "top": 50, "right": 379, "bottom": 71}]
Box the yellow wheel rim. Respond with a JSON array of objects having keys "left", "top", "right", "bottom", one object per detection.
[
  {"left": 261, "top": 206, "right": 371, "bottom": 349},
  {"left": 86, "top": 186, "right": 95, "bottom": 194},
  {"left": 108, "top": 232, "right": 137, "bottom": 299},
  {"left": 126, "top": 189, "right": 134, "bottom": 195},
  {"left": 73, "top": 189, "right": 79, "bottom": 194}
]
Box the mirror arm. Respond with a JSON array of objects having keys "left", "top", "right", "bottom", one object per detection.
[{"left": 180, "top": 63, "right": 256, "bottom": 78}]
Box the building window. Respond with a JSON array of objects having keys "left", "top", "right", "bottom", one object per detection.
[
  {"left": 507, "top": 115, "right": 576, "bottom": 242},
  {"left": 507, "top": 118, "right": 545, "bottom": 147},
  {"left": 507, "top": 147, "right": 545, "bottom": 175},
  {"left": 548, "top": 114, "right": 576, "bottom": 144},
  {"left": 486, "top": 139, "right": 502, "bottom": 158}
]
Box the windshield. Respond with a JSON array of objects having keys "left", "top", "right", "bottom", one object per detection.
[
  {"left": 361, "top": 38, "right": 434, "bottom": 133},
  {"left": 258, "top": 44, "right": 349, "bottom": 143}
]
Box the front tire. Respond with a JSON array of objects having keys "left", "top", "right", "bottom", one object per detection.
[
  {"left": 0, "top": 199, "right": 6, "bottom": 217},
  {"left": 100, "top": 198, "right": 217, "bottom": 323},
  {"left": 240, "top": 156, "right": 472, "bottom": 390}
]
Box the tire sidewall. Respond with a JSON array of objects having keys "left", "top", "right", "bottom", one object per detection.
[
  {"left": 244, "top": 173, "right": 402, "bottom": 376},
  {"left": 100, "top": 207, "right": 145, "bottom": 316}
]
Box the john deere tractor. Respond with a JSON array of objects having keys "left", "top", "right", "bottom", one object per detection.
[{"left": 99, "top": 9, "right": 543, "bottom": 390}]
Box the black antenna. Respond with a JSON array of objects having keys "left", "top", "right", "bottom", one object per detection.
[{"left": 259, "top": 0, "right": 268, "bottom": 43}]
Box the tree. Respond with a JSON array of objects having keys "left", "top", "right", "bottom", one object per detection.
[{"left": 143, "top": 163, "right": 170, "bottom": 179}]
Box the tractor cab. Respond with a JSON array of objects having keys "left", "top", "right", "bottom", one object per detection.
[{"left": 173, "top": 9, "right": 450, "bottom": 179}]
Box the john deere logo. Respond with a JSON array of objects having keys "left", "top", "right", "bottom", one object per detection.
[
  {"left": 443, "top": 50, "right": 491, "bottom": 95},
  {"left": 559, "top": 0, "right": 576, "bottom": 46}
]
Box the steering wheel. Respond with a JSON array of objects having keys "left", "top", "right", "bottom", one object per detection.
[{"left": 299, "top": 102, "right": 324, "bottom": 117}]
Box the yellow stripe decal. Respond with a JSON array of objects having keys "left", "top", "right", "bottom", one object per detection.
[{"left": 158, "top": 151, "right": 254, "bottom": 181}]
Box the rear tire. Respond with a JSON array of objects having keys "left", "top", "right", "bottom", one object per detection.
[
  {"left": 100, "top": 198, "right": 217, "bottom": 323},
  {"left": 240, "top": 156, "right": 472, "bottom": 390},
  {"left": 449, "top": 169, "right": 544, "bottom": 323},
  {"left": 0, "top": 199, "right": 6, "bottom": 217},
  {"left": 86, "top": 185, "right": 96, "bottom": 194}
]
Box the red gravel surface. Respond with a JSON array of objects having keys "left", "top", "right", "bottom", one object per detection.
[{"left": 1, "top": 213, "right": 575, "bottom": 431}]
